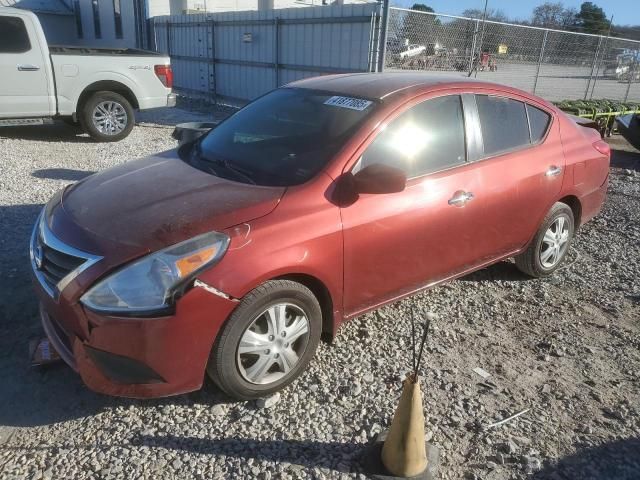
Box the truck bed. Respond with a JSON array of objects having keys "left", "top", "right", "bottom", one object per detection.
[{"left": 49, "top": 46, "right": 163, "bottom": 57}]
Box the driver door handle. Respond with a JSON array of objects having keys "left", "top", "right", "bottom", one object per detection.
[
  {"left": 17, "top": 64, "right": 40, "bottom": 71},
  {"left": 546, "top": 165, "right": 562, "bottom": 177},
  {"left": 448, "top": 191, "right": 474, "bottom": 207}
]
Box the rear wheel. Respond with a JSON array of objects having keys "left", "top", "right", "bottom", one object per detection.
[
  {"left": 79, "top": 91, "right": 134, "bottom": 142},
  {"left": 515, "top": 202, "right": 574, "bottom": 278},
  {"left": 207, "top": 280, "right": 322, "bottom": 400}
]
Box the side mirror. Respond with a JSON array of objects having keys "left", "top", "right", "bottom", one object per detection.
[
  {"left": 352, "top": 163, "right": 407, "bottom": 194},
  {"left": 172, "top": 121, "right": 219, "bottom": 146}
]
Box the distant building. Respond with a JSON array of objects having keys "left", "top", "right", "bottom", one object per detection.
[
  {"left": 1, "top": 0, "right": 148, "bottom": 48},
  {"left": 2, "top": 0, "right": 373, "bottom": 48},
  {"left": 147, "top": 0, "right": 372, "bottom": 17}
]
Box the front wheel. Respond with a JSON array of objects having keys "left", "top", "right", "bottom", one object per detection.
[
  {"left": 515, "top": 202, "right": 574, "bottom": 278},
  {"left": 79, "top": 91, "right": 134, "bottom": 142},
  {"left": 207, "top": 280, "right": 322, "bottom": 400}
]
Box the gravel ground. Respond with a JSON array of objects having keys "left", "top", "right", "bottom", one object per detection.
[{"left": 0, "top": 108, "right": 639, "bottom": 480}]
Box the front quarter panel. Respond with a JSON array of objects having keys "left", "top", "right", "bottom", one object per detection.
[{"left": 196, "top": 173, "right": 344, "bottom": 328}]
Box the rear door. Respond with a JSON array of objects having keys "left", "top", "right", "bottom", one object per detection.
[
  {"left": 467, "top": 93, "right": 564, "bottom": 257},
  {"left": 0, "top": 13, "right": 53, "bottom": 118}
]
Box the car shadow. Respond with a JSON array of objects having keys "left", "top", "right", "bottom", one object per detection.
[
  {"left": 459, "top": 260, "right": 530, "bottom": 282},
  {"left": 135, "top": 434, "right": 361, "bottom": 474},
  {"left": 532, "top": 437, "right": 640, "bottom": 480},
  {"left": 32, "top": 168, "right": 96, "bottom": 181},
  {"left": 0, "top": 123, "right": 94, "bottom": 143},
  {"left": 610, "top": 147, "right": 640, "bottom": 171}
]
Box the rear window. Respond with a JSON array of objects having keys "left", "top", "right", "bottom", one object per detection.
[
  {"left": 476, "top": 95, "right": 530, "bottom": 156},
  {"left": 527, "top": 104, "right": 551, "bottom": 142},
  {"left": 0, "top": 17, "right": 31, "bottom": 53}
]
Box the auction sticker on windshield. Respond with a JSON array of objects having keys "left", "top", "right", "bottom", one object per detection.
[{"left": 324, "top": 96, "right": 373, "bottom": 111}]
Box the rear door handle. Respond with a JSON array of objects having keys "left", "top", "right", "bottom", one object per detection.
[
  {"left": 17, "top": 64, "right": 40, "bottom": 71},
  {"left": 546, "top": 165, "right": 562, "bottom": 177},
  {"left": 448, "top": 191, "right": 474, "bottom": 207}
]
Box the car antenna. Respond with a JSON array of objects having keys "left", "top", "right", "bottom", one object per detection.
[{"left": 411, "top": 306, "right": 434, "bottom": 382}]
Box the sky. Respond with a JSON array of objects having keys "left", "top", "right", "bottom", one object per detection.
[{"left": 392, "top": 0, "right": 640, "bottom": 26}]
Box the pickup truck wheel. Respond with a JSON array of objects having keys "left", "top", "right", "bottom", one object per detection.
[
  {"left": 80, "top": 91, "right": 134, "bottom": 142},
  {"left": 515, "top": 202, "right": 574, "bottom": 278},
  {"left": 207, "top": 280, "right": 322, "bottom": 400}
]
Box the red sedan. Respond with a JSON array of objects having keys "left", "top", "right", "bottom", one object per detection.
[{"left": 30, "top": 73, "right": 610, "bottom": 399}]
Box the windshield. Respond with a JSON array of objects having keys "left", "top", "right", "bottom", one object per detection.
[{"left": 185, "top": 88, "right": 376, "bottom": 186}]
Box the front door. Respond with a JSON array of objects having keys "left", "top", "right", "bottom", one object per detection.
[
  {"left": 0, "top": 14, "right": 53, "bottom": 118},
  {"left": 341, "top": 94, "right": 485, "bottom": 316}
]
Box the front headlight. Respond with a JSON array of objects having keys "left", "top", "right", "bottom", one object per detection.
[{"left": 81, "top": 231, "right": 229, "bottom": 314}]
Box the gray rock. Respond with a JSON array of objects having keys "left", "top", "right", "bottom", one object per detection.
[{"left": 256, "top": 392, "right": 281, "bottom": 409}]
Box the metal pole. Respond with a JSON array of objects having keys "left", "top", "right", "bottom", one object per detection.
[
  {"left": 274, "top": 17, "right": 280, "bottom": 88},
  {"left": 590, "top": 15, "right": 613, "bottom": 100},
  {"left": 377, "top": 0, "right": 390, "bottom": 73},
  {"left": 473, "top": 0, "right": 489, "bottom": 78},
  {"left": 468, "top": 19, "right": 479, "bottom": 74},
  {"left": 584, "top": 35, "right": 603, "bottom": 100},
  {"left": 533, "top": 29, "right": 548, "bottom": 94},
  {"left": 368, "top": 12, "right": 375, "bottom": 72},
  {"left": 624, "top": 58, "right": 636, "bottom": 103}
]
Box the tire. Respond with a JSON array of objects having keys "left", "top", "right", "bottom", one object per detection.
[
  {"left": 79, "top": 91, "right": 134, "bottom": 142},
  {"left": 515, "top": 202, "right": 574, "bottom": 278},
  {"left": 207, "top": 280, "right": 322, "bottom": 400}
]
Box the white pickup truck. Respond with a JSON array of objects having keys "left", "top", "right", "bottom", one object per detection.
[{"left": 0, "top": 7, "right": 176, "bottom": 142}]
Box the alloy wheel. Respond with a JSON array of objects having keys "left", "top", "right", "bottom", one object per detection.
[
  {"left": 92, "top": 101, "right": 128, "bottom": 135},
  {"left": 237, "top": 303, "right": 310, "bottom": 385},
  {"left": 540, "top": 215, "right": 570, "bottom": 268}
]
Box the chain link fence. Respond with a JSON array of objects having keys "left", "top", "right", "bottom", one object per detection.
[{"left": 385, "top": 7, "right": 640, "bottom": 102}]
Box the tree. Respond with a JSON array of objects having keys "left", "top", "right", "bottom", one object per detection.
[
  {"left": 531, "top": 2, "right": 578, "bottom": 28},
  {"left": 410, "top": 3, "right": 434, "bottom": 13},
  {"left": 461, "top": 8, "right": 509, "bottom": 23},
  {"left": 394, "top": 3, "right": 440, "bottom": 48},
  {"left": 574, "top": 2, "right": 609, "bottom": 34}
]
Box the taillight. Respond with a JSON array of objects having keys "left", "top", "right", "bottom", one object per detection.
[
  {"left": 154, "top": 65, "right": 173, "bottom": 89},
  {"left": 592, "top": 140, "right": 610, "bottom": 156}
]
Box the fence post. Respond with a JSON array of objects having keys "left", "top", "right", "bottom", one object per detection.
[
  {"left": 377, "top": 0, "right": 390, "bottom": 72},
  {"left": 584, "top": 36, "right": 603, "bottom": 100},
  {"left": 624, "top": 59, "right": 636, "bottom": 102},
  {"left": 468, "top": 19, "right": 479, "bottom": 74},
  {"left": 273, "top": 17, "right": 280, "bottom": 88},
  {"left": 533, "top": 29, "right": 548, "bottom": 95}
]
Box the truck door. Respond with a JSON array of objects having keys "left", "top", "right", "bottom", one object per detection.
[{"left": 0, "top": 13, "right": 53, "bottom": 118}]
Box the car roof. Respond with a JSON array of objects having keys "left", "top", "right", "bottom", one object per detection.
[{"left": 287, "top": 72, "right": 519, "bottom": 102}]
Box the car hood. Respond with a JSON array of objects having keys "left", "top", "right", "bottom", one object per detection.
[{"left": 58, "top": 150, "right": 285, "bottom": 253}]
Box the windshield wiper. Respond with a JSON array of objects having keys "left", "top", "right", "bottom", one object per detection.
[
  {"left": 208, "top": 157, "right": 257, "bottom": 185},
  {"left": 191, "top": 141, "right": 257, "bottom": 185}
]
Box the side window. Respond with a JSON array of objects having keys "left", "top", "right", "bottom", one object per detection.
[
  {"left": 526, "top": 104, "right": 551, "bottom": 143},
  {"left": 476, "top": 95, "right": 530, "bottom": 156},
  {"left": 0, "top": 17, "right": 31, "bottom": 53},
  {"left": 359, "top": 95, "right": 466, "bottom": 178}
]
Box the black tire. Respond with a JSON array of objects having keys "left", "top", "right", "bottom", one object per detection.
[
  {"left": 79, "top": 91, "right": 134, "bottom": 142},
  {"left": 515, "top": 202, "right": 574, "bottom": 278},
  {"left": 207, "top": 280, "right": 322, "bottom": 400}
]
